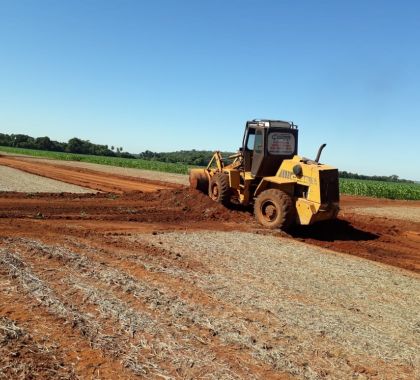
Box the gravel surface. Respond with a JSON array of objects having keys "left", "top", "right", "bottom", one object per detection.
[
  {"left": 140, "top": 230, "right": 420, "bottom": 379},
  {"left": 1, "top": 153, "right": 189, "bottom": 185},
  {"left": 0, "top": 166, "right": 95, "bottom": 193},
  {"left": 348, "top": 206, "right": 420, "bottom": 222}
]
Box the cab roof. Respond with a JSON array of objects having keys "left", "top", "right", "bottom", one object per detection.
[{"left": 247, "top": 119, "right": 298, "bottom": 129}]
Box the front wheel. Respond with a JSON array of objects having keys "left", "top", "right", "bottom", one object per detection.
[
  {"left": 208, "top": 173, "right": 231, "bottom": 206},
  {"left": 254, "top": 189, "right": 294, "bottom": 230}
]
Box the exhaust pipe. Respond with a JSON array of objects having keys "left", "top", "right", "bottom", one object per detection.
[{"left": 315, "top": 144, "right": 326, "bottom": 163}]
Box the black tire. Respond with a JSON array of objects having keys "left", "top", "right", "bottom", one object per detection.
[
  {"left": 254, "top": 189, "right": 294, "bottom": 230},
  {"left": 208, "top": 173, "right": 231, "bottom": 206}
]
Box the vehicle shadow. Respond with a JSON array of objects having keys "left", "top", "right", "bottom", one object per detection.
[{"left": 288, "top": 219, "right": 379, "bottom": 242}]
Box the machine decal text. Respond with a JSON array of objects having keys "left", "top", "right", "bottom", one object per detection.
[{"left": 279, "top": 170, "right": 318, "bottom": 185}]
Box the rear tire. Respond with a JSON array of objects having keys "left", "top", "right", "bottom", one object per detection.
[
  {"left": 208, "top": 173, "right": 231, "bottom": 206},
  {"left": 254, "top": 189, "right": 294, "bottom": 230}
]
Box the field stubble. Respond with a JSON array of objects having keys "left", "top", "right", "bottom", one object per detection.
[{"left": 0, "top": 227, "right": 419, "bottom": 379}]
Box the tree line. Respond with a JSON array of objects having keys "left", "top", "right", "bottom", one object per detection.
[
  {"left": 137, "top": 150, "right": 234, "bottom": 166},
  {"left": 0, "top": 133, "right": 133, "bottom": 158},
  {"left": 0, "top": 133, "right": 234, "bottom": 165},
  {"left": 339, "top": 171, "right": 413, "bottom": 184}
]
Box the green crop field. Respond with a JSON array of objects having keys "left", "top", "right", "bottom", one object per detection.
[
  {"left": 0, "top": 146, "right": 190, "bottom": 174},
  {"left": 1, "top": 146, "right": 419, "bottom": 200},
  {"left": 340, "top": 178, "right": 420, "bottom": 200}
]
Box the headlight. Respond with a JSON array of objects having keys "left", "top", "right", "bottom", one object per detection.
[{"left": 293, "top": 164, "right": 303, "bottom": 177}]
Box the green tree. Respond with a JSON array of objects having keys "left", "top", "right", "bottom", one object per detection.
[
  {"left": 35, "top": 136, "right": 53, "bottom": 150},
  {"left": 66, "top": 138, "right": 86, "bottom": 153}
]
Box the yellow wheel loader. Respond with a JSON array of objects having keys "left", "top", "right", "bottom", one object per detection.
[{"left": 189, "top": 119, "right": 339, "bottom": 230}]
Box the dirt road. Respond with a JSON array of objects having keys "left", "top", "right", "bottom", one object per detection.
[
  {"left": 0, "top": 165, "right": 94, "bottom": 193},
  {"left": 0, "top": 155, "right": 181, "bottom": 193},
  {"left": 0, "top": 156, "right": 419, "bottom": 378}
]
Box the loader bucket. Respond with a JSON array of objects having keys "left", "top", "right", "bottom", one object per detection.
[{"left": 189, "top": 169, "right": 209, "bottom": 193}]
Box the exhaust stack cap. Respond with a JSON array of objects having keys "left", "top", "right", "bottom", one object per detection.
[{"left": 315, "top": 144, "right": 327, "bottom": 163}]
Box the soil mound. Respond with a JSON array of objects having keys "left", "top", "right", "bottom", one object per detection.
[{"left": 0, "top": 188, "right": 253, "bottom": 225}]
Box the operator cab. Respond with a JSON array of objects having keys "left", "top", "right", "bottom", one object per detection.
[{"left": 242, "top": 119, "right": 298, "bottom": 177}]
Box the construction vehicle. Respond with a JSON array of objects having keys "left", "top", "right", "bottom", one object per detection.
[{"left": 189, "top": 119, "right": 339, "bottom": 230}]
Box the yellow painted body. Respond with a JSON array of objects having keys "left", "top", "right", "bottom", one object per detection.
[
  {"left": 254, "top": 155, "right": 339, "bottom": 224},
  {"left": 194, "top": 152, "right": 339, "bottom": 226}
]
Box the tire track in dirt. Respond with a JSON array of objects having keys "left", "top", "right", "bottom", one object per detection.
[{"left": 0, "top": 156, "right": 180, "bottom": 193}]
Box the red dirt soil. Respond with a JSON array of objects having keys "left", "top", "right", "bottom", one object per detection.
[
  {"left": 0, "top": 189, "right": 419, "bottom": 274},
  {"left": 288, "top": 196, "right": 420, "bottom": 273},
  {"left": 0, "top": 155, "right": 419, "bottom": 274},
  {"left": 0, "top": 158, "right": 419, "bottom": 379},
  {"left": 0, "top": 191, "right": 289, "bottom": 379},
  {"left": 0, "top": 155, "right": 180, "bottom": 193}
]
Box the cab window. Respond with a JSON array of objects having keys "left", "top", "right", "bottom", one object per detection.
[
  {"left": 254, "top": 130, "right": 263, "bottom": 153},
  {"left": 246, "top": 129, "right": 255, "bottom": 150}
]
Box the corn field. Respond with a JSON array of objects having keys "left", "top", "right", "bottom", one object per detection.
[{"left": 340, "top": 178, "right": 420, "bottom": 200}]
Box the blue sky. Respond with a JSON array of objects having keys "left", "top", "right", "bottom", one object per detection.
[{"left": 1, "top": 0, "right": 419, "bottom": 180}]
